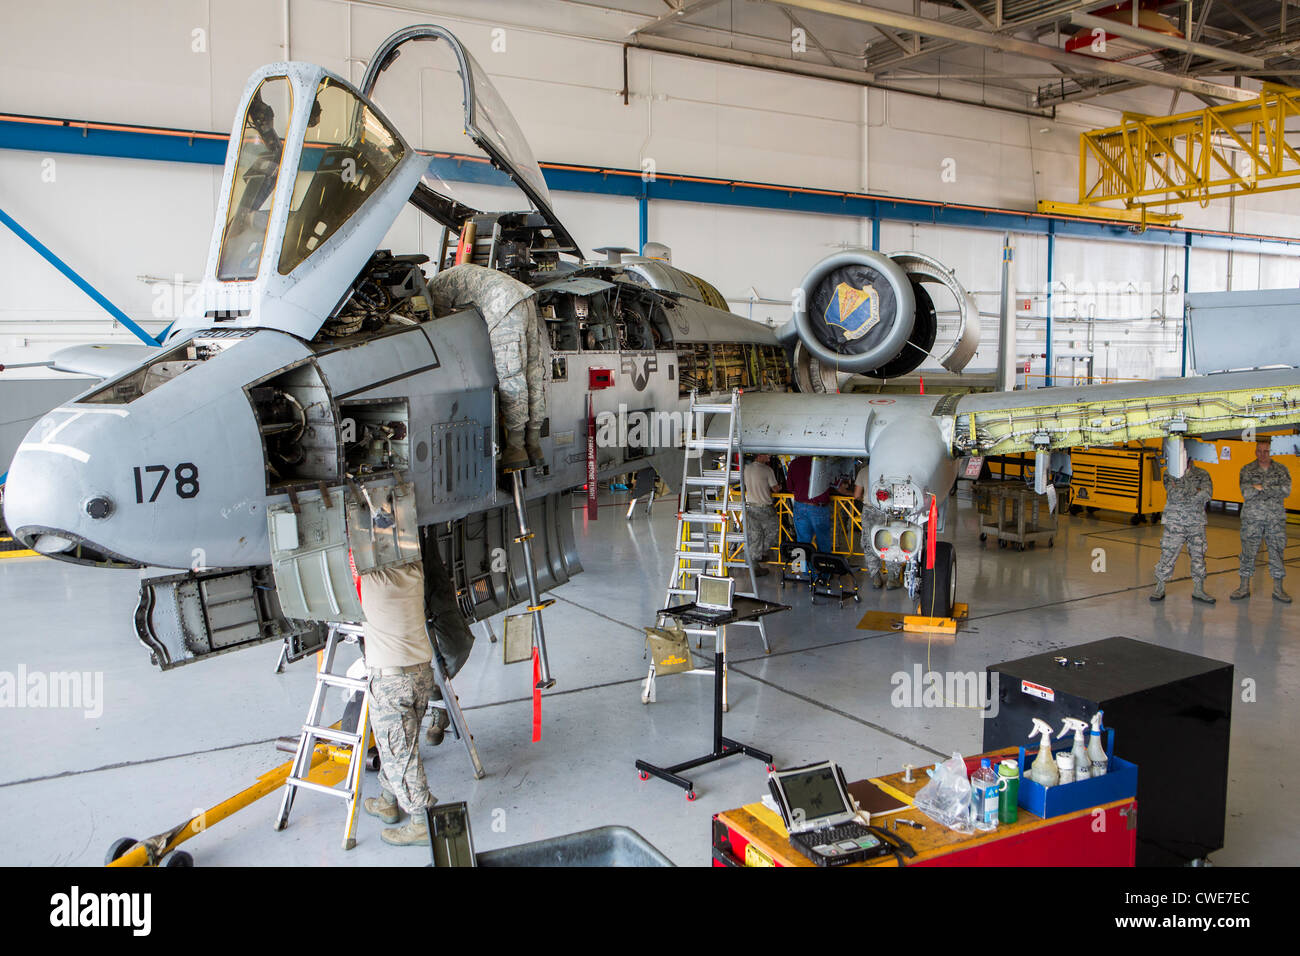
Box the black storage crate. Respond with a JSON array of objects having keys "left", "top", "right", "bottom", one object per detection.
[{"left": 983, "top": 636, "right": 1232, "bottom": 867}]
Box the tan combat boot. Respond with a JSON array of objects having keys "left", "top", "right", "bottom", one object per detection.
[
  {"left": 1191, "top": 581, "right": 1216, "bottom": 604},
  {"left": 871, "top": 569, "right": 886, "bottom": 589},
  {"left": 1149, "top": 580, "right": 1166, "bottom": 602},
  {"left": 886, "top": 567, "right": 902, "bottom": 590},
  {"left": 1274, "top": 580, "right": 1293, "bottom": 604},
  {"left": 425, "top": 705, "right": 450, "bottom": 746},
  {"left": 364, "top": 790, "right": 400, "bottom": 825},
  {"left": 525, "top": 423, "right": 544, "bottom": 466},
  {"left": 1229, "top": 577, "right": 1251, "bottom": 601},
  {"left": 381, "top": 815, "right": 431, "bottom": 847},
  {"left": 501, "top": 437, "right": 529, "bottom": 472}
]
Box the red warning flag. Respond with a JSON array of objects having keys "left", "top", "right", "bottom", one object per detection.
[
  {"left": 586, "top": 395, "right": 599, "bottom": 520},
  {"left": 531, "top": 648, "right": 542, "bottom": 743},
  {"left": 926, "top": 495, "right": 937, "bottom": 570}
]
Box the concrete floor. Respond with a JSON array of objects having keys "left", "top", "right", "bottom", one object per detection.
[{"left": 1, "top": 489, "right": 1297, "bottom": 866}]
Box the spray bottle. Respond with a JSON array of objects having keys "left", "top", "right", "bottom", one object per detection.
[
  {"left": 1088, "top": 710, "right": 1109, "bottom": 777},
  {"left": 1028, "top": 718, "right": 1059, "bottom": 788},
  {"left": 1060, "top": 717, "right": 1092, "bottom": 781}
]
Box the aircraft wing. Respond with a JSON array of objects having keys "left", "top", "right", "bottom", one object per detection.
[
  {"left": 735, "top": 391, "right": 895, "bottom": 457},
  {"left": 46, "top": 343, "right": 159, "bottom": 378},
  {"left": 949, "top": 368, "right": 1300, "bottom": 456}
]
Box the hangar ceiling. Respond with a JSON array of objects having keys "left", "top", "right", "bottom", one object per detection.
[{"left": 507, "top": 1, "right": 1300, "bottom": 115}]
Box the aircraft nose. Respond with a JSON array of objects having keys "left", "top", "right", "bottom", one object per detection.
[
  {"left": 4, "top": 397, "right": 271, "bottom": 569},
  {"left": 3, "top": 407, "right": 137, "bottom": 564}
]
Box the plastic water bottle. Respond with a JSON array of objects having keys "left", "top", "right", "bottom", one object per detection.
[{"left": 970, "top": 759, "right": 1000, "bottom": 831}]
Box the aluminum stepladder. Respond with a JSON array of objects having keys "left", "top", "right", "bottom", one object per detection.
[
  {"left": 274, "top": 622, "right": 371, "bottom": 850},
  {"left": 425, "top": 619, "right": 486, "bottom": 781},
  {"left": 642, "top": 389, "right": 769, "bottom": 708},
  {"left": 275, "top": 621, "right": 486, "bottom": 850}
]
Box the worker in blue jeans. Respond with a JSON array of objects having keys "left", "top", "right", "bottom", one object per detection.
[{"left": 786, "top": 455, "right": 834, "bottom": 550}]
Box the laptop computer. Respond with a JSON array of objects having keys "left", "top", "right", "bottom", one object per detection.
[
  {"left": 681, "top": 574, "right": 735, "bottom": 624},
  {"left": 767, "top": 760, "right": 892, "bottom": 866}
]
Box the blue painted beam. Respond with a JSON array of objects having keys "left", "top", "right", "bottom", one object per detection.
[
  {"left": 0, "top": 205, "right": 160, "bottom": 347},
  {"left": 1045, "top": 226, "right": 1055, "bottom": 388},
  {"left": 1182, "top": 235, "right": 1192, "bottom": 377},
  {"left": 0, "top": 115, "right": 228, "bottom": 166},
  {"left": 638, "top": 190, "right": 648, "bottom": 254},
  {"left": 8, "top": 115, "right": 1300, "bottom": 257}
]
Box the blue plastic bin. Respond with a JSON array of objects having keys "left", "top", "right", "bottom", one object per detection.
[{"left": 1017, "top": 728, "right": 1138, "bottom": 819}]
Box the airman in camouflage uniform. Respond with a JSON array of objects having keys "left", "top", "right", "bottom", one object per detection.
[
  {"left": 1151, "top": 459, "right": 1215, "bottom": 604},
  {"left": 1231, "top": 440, "right": 1292, "bottom": 603},
  {"left": 359, "top": 561, "right": 438, "bottom": 847},
  {"left": 427, "top": 264, "right": 547, "bottom": 471},
  {"left": 743, "top": 454, "right": 781, "bottom": 576},
  {"left": 853, "top": 465, "right": 887, "bottom": 588}
]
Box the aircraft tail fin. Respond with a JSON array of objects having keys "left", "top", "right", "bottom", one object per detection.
[{"left": 1187, "top": 289, "right": 1300, "bottom": 372}]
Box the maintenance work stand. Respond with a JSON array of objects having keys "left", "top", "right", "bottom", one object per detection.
[{"left": 636, "top": 595, "right": 788, "bottom": 800}]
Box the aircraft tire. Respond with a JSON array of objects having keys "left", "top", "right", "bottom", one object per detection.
[{"left": 918, "top": 541, "right": 956, "bottom": 619}]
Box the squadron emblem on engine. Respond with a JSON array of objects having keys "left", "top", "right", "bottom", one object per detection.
[{"left": 824, "top": 281, "right": 881, "bottom": 340}]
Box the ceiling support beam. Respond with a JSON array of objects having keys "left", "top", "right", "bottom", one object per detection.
[
  {"left": 628, "top": 0, "right": 725, "bottom": 37},
  {"left": 627, "top": 33, "right": 1055, "bottom": 117},
  {"left": 765, "top": 0, "right": 1257, "bottom": 101},
  {"left": 1070, "top": 11, "right": 1267, "bottom": 69}
]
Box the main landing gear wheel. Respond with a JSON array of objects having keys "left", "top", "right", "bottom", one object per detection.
[
  {"left": 105, "top": 837, "right": 138, "bottom": 865},
  {"left": 918, "top": 541, "right": 957, "bottom": 619},
  {"left": 164, "top": 851, "right": 194, "bottom": 867}
]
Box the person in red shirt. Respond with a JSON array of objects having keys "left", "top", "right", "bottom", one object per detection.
[{"left": 786, "top": 455, "right": 834, "bottom": 550}]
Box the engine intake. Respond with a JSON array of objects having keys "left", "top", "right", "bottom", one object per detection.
[{"left": 790, "top": 249, "right": 977, "bottom": 382}]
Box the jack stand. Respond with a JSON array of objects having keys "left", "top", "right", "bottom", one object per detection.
[
  {"left": 626, "top": 493, "right": 654, "bottom": 519},
  {"left": 636, "top": 623, "right": 772, "bottom": 801},
  {"left": 509, "top": 468, "right": 555, "bottom": 690}
]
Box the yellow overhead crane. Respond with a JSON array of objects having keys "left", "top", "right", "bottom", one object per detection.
[{"left": 1038, "top": 84, "right": 1300, "bottom": 223}]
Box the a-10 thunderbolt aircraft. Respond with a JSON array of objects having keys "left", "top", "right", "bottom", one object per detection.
[{"left": 5, "top": 25, "right": 1300, "bottom": 684}]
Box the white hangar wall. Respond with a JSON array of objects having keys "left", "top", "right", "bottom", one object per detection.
[{"left": 1, "top": 0, "right": 1297, "bottom": 382}]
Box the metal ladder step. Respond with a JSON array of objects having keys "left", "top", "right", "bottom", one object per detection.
[
  {"left": 301, "top": 724, "right": 363, "bottom": 747},
  {"left": 684, "top": 475, "right": 734, "bottom": 487},
  {"left": 680, "top": 511, "right": 729, "bottom": 523},
  {"left": 315, "top": 673, "right": 368, "bottom": 692}
]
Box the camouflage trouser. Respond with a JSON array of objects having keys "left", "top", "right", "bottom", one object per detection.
[
  {"left": 491, "top": 299, "right": 547, "bottom": 437},
  {"left": 1240, "top": 508, "right": 1288, "bottom": 579},
  {"left": 858, "top": 510, "right": 882, "bottom": 576},
  {"left": 1154, "top": 526, "right": 1208, "bottom": 584},
  {"left": 368, "top": 663, "right": 436, "bottom": 813},
  {"left": 745, "top": 504, "right": 780, "bottom": 561},
  {"left": 428, "top": 265, "right": 547, "bottom": 440},
  {"left": 862, "top": 549, "right": 883, "bottom": 576}
]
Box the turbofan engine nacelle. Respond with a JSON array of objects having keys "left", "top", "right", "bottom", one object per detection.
[{"left": 789, "top": 249, "right": 977, "bottom": 388}]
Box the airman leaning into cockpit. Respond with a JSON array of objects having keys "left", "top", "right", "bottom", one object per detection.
[{"left": 427, "top": 263, "right": 548, "bottom": 471}]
